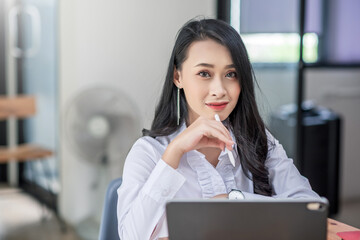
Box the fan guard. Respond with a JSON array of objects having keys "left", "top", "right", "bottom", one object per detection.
[{"left": 64, "top": 86, "right": 141, "bottom": 168}]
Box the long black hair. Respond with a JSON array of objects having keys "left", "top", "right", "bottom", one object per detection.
[{"left": 143, "top": 18, "right": 272, "bottom": 196}]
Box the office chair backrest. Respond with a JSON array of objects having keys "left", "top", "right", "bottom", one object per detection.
[{"left": 99, "top": 177, "right": 122, "bottom": 240}]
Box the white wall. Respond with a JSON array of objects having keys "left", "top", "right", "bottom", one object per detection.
[{"left": 59, "top": 0, "right": 216, "bottom": 225}]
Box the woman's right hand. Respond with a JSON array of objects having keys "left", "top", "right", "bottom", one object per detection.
[{"left": 162, "top": 116, "right": 234, "bottom": 169}]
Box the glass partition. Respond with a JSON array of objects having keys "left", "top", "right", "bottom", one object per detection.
[{"left": 230, "top": 0, "right": 301, "bottom": 165}]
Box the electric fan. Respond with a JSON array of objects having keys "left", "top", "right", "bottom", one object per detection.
[
  {"left": 64, "top": 85, "right": 141, "bottom": 238},
  {"left": 65, "top": 86, "right": 141, "bottom": 178}
]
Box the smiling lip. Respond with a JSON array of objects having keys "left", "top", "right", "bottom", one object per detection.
[{"left": 206, "top": 102, "right": 229, "bottom": 110}]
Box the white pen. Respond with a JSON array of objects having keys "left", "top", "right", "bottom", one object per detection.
[{"left": 214, "top": 114, "right": 236, "bottom": 167}]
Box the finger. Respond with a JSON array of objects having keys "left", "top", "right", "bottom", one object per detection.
[
  {"left": 202, "top": 127, "right": 234, "bottom": 147},
  {"left": 209, "top": 125, "right": 234, "bottom": 145},
  {"left": 198, "top": 138, "right": 225, "bottom": 151},
  {"left": 226, "top": 143, "right": 234, "bottom": 151},
  {"left": 194, "top": 116, "right": 232, "bottom": 141},
  {"left": 209, "top": 120, "right": 233, "bottom": 142}
]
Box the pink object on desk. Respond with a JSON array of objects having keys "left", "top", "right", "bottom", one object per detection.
[{"left": 336, "top": 231, "right": 360, "bottom": 240}]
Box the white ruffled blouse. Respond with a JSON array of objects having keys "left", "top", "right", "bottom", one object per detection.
[{"left": 117, "top": 123, "right": 320, "bottom": 240}]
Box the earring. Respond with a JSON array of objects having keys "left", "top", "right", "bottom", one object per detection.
[{"left": 177, "top": 87, "right": 180, "bottom": 125}]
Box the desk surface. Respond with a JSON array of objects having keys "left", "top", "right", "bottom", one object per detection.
[{"left": 328, "top": 218, "right": 360, "bottom": 240}]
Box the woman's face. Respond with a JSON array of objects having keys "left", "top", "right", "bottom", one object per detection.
[{"left": 174, "top": 39, "right": 241, "bottom": 125}]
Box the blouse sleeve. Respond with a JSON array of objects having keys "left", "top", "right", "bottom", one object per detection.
[
  {"left": 117, "top": 137, "right": 186, "bottom": 240},
  {"left": 242, "top": 132, "right": 321, "bottom": 200}
]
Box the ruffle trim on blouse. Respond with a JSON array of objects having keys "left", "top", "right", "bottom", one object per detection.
[
  {"left": 186, "top": 150, "right": 237, "bottom": 198},
  {"left": 218, "top": 153, "right": 237, "bottom": 193}
]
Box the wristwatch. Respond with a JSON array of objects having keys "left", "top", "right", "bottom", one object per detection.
[{"left": 228, "top": 189, "right": 245, "bottom": 200}]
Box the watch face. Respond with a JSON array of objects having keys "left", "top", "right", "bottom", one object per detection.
[{"left": 229, "top": 190, "right": 244, "bottom": 200}]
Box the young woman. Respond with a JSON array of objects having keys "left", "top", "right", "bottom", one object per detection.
[{"left": 117, "top": 18, "right": 320, "bottom": 240}]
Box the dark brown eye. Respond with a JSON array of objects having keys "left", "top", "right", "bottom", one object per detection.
[
  {"left": 226, "top": 71, "right": 237, "bottom": 78},
  {"left": 199, "top": 71, "right": 211, "bottom": 78}
]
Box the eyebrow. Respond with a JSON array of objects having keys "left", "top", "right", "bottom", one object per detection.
[{"left": 194, "top": 63, "right": 236, "bottom": 69}]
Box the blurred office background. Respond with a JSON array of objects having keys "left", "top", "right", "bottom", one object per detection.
[{"left": 0, "top": 0, "right": 359, "bottom": 239}]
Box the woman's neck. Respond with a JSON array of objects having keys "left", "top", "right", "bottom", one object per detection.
[{"left": 198, "top": 147, "right": 222, "bottom": 168}]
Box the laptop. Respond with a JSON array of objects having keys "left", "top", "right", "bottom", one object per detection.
[{"left": 166, "top": 199, "right": 328, "bottom": 240}]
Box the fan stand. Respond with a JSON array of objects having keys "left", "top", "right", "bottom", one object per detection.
[{"left": 76, "top": 156, "right": 111, "bottom": 239}]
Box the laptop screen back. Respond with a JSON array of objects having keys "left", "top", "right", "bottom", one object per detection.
[{"left": 166, "top": 199, "right": 328, "bottom": 240}]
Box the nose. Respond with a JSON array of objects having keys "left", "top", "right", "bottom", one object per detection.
[{"left": 209, "top": 76, "right": 226, "bottom": 98}]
